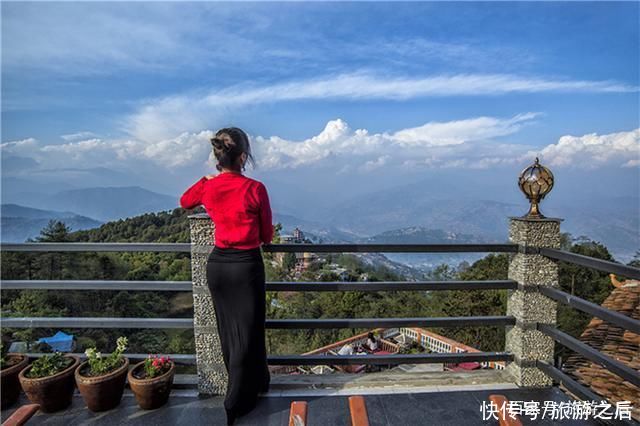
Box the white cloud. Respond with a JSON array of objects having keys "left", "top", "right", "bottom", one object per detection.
[
  {"left": 2, "top": 132, "right": 214, "bottom": 171},
  {"left": 4, "top": 119, "right": 638, "bottom": 175},
  {"left": 0, "top": 138, "right": 38, "bottom": 152},
  {"left": 526, "top": 129, "right": 640, "bottom": 169},
  {"left": 253, "top": 114, "right": 539, "bottom": 170},
  {"left": 60, "top": 131, "right": 98, "bottom": 141},
  {"left": 126, "top": 72, "right": 636, "bottom": 142},
  {"left": 392, "top": 113, "right": 540, "bottom": 146}
]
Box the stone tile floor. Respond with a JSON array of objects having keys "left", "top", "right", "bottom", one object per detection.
[{"left": 2, "top": 386, "right": 637, "bottom": 425}]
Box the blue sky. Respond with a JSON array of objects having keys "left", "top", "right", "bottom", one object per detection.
[{"left": 1, "top": 2, "right": 639, "bottom": 204}]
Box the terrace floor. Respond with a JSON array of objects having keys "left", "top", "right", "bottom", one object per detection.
[{"left": 3, "top": 371, "right": 638, "bottom": 425}]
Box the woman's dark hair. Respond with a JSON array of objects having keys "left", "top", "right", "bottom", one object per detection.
[{"left": 210, "top": 127, "right": 255, "bottom": 172}]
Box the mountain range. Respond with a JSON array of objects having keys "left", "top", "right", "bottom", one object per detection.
[
  {"left": 2, "top": 182, "right": 637, "bottom": 263},
  {"left": 3, "top": 186, "right": 178, "bottom": 222},
  {"left": 1, "top": 204, "right": 103, "bottom": 242}
]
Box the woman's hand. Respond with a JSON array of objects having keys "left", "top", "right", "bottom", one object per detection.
[{"left": 205, "top": 174, "right": 216, "bottom": 180}]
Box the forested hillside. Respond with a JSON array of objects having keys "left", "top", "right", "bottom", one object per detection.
[{"left": 1, "top": 207, "right": 636, "bottom": 365}]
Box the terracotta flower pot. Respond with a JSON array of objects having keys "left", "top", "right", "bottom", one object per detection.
[
  {"left": 128, "top": 360, "right": 175, "bottom": 410},
  {"left": 75, "top": 357, "right": 129, "bottom": 412},
  {"left": 1, "top": 354, "right": 29, "bottom": 409},
  {"left": 18, "top": 355, "right": 80, "bottom": 413}
]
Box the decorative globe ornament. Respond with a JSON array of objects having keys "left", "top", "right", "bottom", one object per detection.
[{"left": 518, "top": 157, "right": 554, "bottom": 219}]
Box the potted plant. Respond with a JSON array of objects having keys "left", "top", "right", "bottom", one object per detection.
[
  {"left": 18, "top": 352, "right": 80, "bottom": 412},
  {"left": 1, "top": 343, "right": 30, "bottom": 409},
  {"left": 75, "top": 336, "right": 129, "bottom": 412},
  {"left": 128, "top": 355, "right": 175, "bottom": 410}
]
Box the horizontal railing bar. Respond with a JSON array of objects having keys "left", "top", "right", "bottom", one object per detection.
[
  {"left": 1, "top": 280, "right": 192, "bottom": 291},
  {"left": 25, "top": 353, "right": 197, "bottom": 365},
  {"left": 539, "top": 286, "right": 640, "bottom": 334},
  {"left": 0, "top": 280, "right": 518, "bottom": 292},
  {"left": 1, "top": 317, "right": 193, "bottom": 329},
  {"left": 537, "top": 323, "right": 640, "bottom": 388},
  {"left": 536, "top": 361, "right": 602, "bottom": 402},
  {"left": 266, "top": 316, "right": 515, "bottom": 329},
  {"left": 539, "top": 248, "right": 640, "bottom": 280},
  {"left": 0, "top": 242, "right": 192, "bottom": 253},
  {"left": 267, "top": 352, "right": 513, "bottom": 365},
  {"left": 268, "top": 280, "right": 518, "bottom": 292},
  {"left": 23, "top": 352, "right": 513, "bottom": 367},
  {"left": 1, "top": 316, "right": 515, "bottom": 329},
  {"left": 263, "top": 243, "right": 518, "bottom": 253},
  {"left": 1, "top": 242, "right": 519, "bottom": 254}
]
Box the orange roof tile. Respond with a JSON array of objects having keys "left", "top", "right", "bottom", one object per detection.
[{"left": 563, "top": 276, "right": 640, "bottom": 420}]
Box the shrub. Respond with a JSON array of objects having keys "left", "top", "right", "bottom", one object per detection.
[{"left": 25, "top": 352, "right": 74, "bottom": 378}]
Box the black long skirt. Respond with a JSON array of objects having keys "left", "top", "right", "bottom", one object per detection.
[{"left": 206, "top": 246, "right": 270, "bottom": 423}]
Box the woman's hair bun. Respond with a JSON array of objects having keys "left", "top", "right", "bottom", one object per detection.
[
  {"left": 211, "top": 136, "right": 233, "bottom": 152},
  {"left": 210, "top": 127, "right": 255, "bottom": 172}
]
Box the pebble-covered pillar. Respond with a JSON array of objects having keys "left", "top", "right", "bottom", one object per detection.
[
  {"left": 505, "top": 217, "right": 562, "bottom": 387},
  {"left": 188, "top": 213, "right": 227, "bottom": 395}
]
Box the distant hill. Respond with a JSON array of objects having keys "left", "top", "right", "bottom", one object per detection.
[
  {"left": 547, "top": 196, "right": 639, "bottom": 263},
  {"left": 15, "top": 186, "right": 178, "bottom": 222},
  {"left": 324, "top": 187, "right": 519, "bottom": 239},
  {"left": 319, "top": 182, "right": 638, "bottom": 263},
  {"left": 362, "top": 227, "right": 480, "bottom": 244},
  {"left": 358, "top": 226, "right": 493, "bottom": 271},
  {"left": 1, "top": 204, "right": 103, "bottom": 242},
  {"left": 1, "top": 204, "right": 82, "bottom": 219}
]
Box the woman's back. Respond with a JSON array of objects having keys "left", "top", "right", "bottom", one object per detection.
[{"left": 179, "top": 171, "right": 273, "bottom": 249}]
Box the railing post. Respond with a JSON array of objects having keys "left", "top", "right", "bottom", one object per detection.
[
  {"left": 506, "top": 217, "right": 562, "bottom": 387},
  {"left": 188, "top": 213, "right": 227, "bottom": 395}
]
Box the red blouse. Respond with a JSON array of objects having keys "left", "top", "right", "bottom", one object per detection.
[{"left": 179, "top": 172, "right": 274, "bottom": 249}]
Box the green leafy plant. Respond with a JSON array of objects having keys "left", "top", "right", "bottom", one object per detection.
[
  {"left": 84, "top": 336, "right": 128, "bottom": 376},
  {"left": 143, "top": 355, "right": 172, "bottom": 378},
  {"left": 25, "top": 352, "right": 74, "bottom": 378}
]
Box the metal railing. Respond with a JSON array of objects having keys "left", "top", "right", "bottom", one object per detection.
[
  {"left": 0, "top": 279, "right": 517, "bottom": 292},
  {"left": 534, "top": 247, "right": 640, "bottom": 280},
  {"left": 533, "top": 249, "right": 640, "bottom": 401},
  {"left": 2, "top": 241, "right": 639, "bottom": 399},
  {"left": 0, "top": 242, "right": 516, "bottom": 369}
]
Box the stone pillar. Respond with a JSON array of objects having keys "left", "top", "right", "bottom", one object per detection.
[
  {"left": 188, "top": 213, "right": 227, "bottom": 395},
  {"left": 505, "top": 217, "right": 562, "bottom": 387}
]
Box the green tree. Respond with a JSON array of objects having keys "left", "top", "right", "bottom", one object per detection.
[
  {"left": 555, "top": 236, "right": 616, "bottom": 360},
  {"left": 36, "top": 220, "right": 72, "bottom": 242},
  {"left": 427, "top": 254, "right": 508, "bottom": 352}
]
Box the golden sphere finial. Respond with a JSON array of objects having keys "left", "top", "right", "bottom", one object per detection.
[{"left": 518, "top": 158, "right": 554, "bottom": 218}]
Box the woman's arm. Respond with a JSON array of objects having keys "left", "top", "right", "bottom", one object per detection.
[
  {"left": 179, "top": 177, "right": 208, "bottom": 209},
  {"left": 257, "top": 183, "right": 274, "bottom": 244}
]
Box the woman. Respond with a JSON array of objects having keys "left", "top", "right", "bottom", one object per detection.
[{"left": 179, "top": 127, "right": 273, "bottom": 425}]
